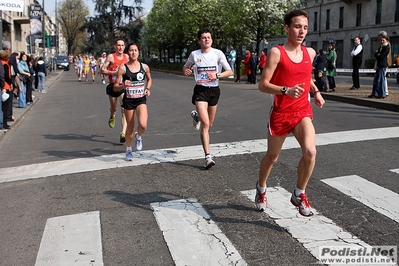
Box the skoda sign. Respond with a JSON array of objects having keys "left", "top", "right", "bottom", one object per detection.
[{"left": 0, "top": 0, "right": 24, "bottom": 12}]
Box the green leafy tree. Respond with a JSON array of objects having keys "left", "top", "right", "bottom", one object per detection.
[
  {"left": 246, "top": 0, "right": 302, "bottom": 53},
  {"left": 83, "top": 0, "right": 145, "bottom": 56},
  {"left": 141, "top": 0, "right": 223, "bottom": 62},
  {"left": 57, "top": 0, "right": 89, "bottom": 55},
  {"left": 141, "top": 0, "right": 301, "bottom": 62}
]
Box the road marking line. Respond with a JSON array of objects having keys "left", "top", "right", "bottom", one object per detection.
[
  {"left": 390, "top": 168, "right": 399, "bottom": 174},
  {"left": 241, "top": 187, "right": 371, "bottom": 264},
  {"left": 35, "top": 211, "right": 103, "bottom": 266},
  {"left": 1, "top": 127, "right": 399, "bottom": 183},
  {"left": 151, "top": 198, "right": 247, "bottom": 266},
  {"left": 321, "top": 175, "right": 399, "bottom": 223}
]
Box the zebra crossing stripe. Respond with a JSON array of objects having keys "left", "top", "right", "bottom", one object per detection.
[
  {"left": 151, "top": 198, "right": 247, "bottom": 266},
  {"left": 1, "top": 126, "right": 399, "bottom": 183},
  {"left": 35, "top": 211, "right": 103, "bottom": 266},
  {"left": 241, "top": 187, "right": 371, "bottom": 263},
  {"left": 321, "top": 175, "right": 399, "bottom": 223}
]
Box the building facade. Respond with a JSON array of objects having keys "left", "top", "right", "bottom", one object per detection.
[
  {"left": 303, "top": 0, "right": 399, "bottom": 68},
  {"left": 268, "top": 0, "right": 399, "bottom": 69},
  {"left": 1, "top": 0, "right": 65, "bottom": 57}
]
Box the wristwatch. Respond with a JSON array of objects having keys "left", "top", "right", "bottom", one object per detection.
[
  {"left": 216, "top": 73, "right": 220, "bottom": 79},
  {"left": 281, "top": 87, "right": 287, "bottom": 95}
]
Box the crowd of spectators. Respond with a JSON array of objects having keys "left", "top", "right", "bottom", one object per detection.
[{"left": 0, "top": 41, "right": 47, "bottom": 130}]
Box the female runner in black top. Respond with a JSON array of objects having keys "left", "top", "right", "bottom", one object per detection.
[{"left": 114, "top": 43, "right": 152, "bottom": 161}]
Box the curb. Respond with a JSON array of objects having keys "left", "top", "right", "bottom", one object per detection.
[{"left": 320, "top": 92, "right": 399, "bottom": 112}]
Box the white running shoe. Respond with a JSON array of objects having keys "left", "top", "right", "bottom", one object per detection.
[
  {"left": 135, "top": 132, "right": 143, "bottom": 151},
  {"left": 205, "top": 154, "right": 215, "bottom": 169},
  {"left": 290, "top": 191, "right": 314, "bottom": 217},
  {"left": 126, "top": 149, "right": 133, "bottom": 161},
  {"left": 190, "top": 110, "right": 201, "bottom": 130},
  {"left": 255, "top": 182, "right": 268, "bottom": 211}
]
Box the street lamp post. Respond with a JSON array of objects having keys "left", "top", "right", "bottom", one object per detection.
[
  {"left": 55, "top": 0, "right": 59, "bottom": 55},
  {"left": 42, "top": 0, "right": 45, "bottom": 58}
]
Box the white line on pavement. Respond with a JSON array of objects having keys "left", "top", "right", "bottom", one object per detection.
[
  {"left": 321, "top": 175, "right": 399, "bottom": 223},
  {"left": 390, "top": 168, "right": 399, "bottom": 174},
  {"left": 241, "top": 187, "right": 371, "bottom": 264},
  {"left": 1, "top": 126, "right": 399, "bottom": 183},
  {"left": 151, "top": 198, "right": 247, "bottom": 266},
  {"left": 35, "top": 211, "right": 103, "bottom": 266}
]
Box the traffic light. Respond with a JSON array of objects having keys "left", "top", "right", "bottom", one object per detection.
[{"left": 46, "top": 36, "right": 50, "bottom": 48}]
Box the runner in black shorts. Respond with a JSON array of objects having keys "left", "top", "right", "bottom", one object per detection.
[
  {"left": 113, "top": 43, "right": 152, "bottom": 161},
  {"left": 100, "top": 39, "right": 129, "bottom": 143},
  {"left": 183, "top": 29, "right": 232, "bottom": 169},
  {"left": 191, "top": 84, "right": 220, "bottom": 106},
  {"left": 106, "top": 83, "right": 124, "bottom": 98}
]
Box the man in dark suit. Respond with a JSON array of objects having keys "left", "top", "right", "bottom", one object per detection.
[{"left": 350, "top": 36, "right": 363, "bottom": 90}]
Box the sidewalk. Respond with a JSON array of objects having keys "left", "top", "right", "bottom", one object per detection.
[
  {"left": 320, "top": 83, "right": 399, "bottom": 112},
  {"left": 1, "top": 70, "right": 62, "bottom": 133}
]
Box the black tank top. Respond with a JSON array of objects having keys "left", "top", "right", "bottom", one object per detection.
[{"left": 123, "top": 63, "right": 146, "bottom": 99}]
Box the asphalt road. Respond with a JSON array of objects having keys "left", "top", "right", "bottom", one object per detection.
[{"left": 0, "top": 70, "right": 398, "bottom": 266}]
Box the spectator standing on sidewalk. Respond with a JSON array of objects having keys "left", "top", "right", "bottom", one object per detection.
[
  {"left": 258, "top": 49, "right": 267, "bottom": 75},
  {"left": 325, "top": 42, "right": 337, "bottom": 92},
  {"left": 8, "top": 52, "right": 19, "bottom": 121},
  {"left": 234, "top": 51, "right": 241, "bottom": 83},
  {"left": 228, "top": 46, "right": 236, "bottom": 78},
  {"left": 254, "top": 9, "right": 325, "bottom": 217},
  {"left": 36, "top": 57, "right": 47, "bottom": 93},
  {"left": 369, "top": 31, "right": 390, "bottom": 99},
  {"left": 0, "top": 49, "right": 12, "bottom": 130},
  {"left": 314, "top": 49, "right": 326, "bottom": 77},
  {"left": 250, "top": 50, "right": 258, "bottom": 84},
  {"left": 242, "top": 49, "right": 252, "bottom": 84},
  {"left": 0, "top": 51, "right": 4, "bottom": 129},
  {"left": 26, "top": 55, "right": 35, "bottom": 105},
  {"left": 350, "top": 36, "right": 363, "bottom": 90},
  {"left": 183, "top": 28, "right": 232, "bottom": 169},
  {"left": 17, "top": 53, "right": 30, "bottom": 108}
]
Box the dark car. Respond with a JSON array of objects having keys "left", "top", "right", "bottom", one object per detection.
[{"left": 55, "top": 55, "right": 70, "bottom": 71}]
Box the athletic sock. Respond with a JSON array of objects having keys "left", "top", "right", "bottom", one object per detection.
[
  {"left": 257, "top": 183, "right": 266, "bottom": 194},
  {"left": 294, "top": 188, "right": 305, "bottom": 197}
]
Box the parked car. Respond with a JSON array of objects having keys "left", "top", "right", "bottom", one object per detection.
[{"left": 55, "top": 55, "right": 70, "bottom": 71}]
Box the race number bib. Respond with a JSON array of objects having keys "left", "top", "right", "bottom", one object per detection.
[
  {"left": 196, "top": 66, "right": 217, "bottom": 84},
  {"left": 126, "top": 81, "right": 145, "bottom": 98}
]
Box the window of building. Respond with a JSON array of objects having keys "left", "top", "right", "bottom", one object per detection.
[
  {"left": 376, "top": 0, "right": 382, "bottom": 24},
  {"left": 339, "top": 7, "right": 344, "bottom": 28},
  {"left": 396, "top": 0, "right": 399, "bottom": 22},
  {"left": 326, "top": 9, "right": 330, "bottom": 30},
  {"left": 314, "top": 12, "right": 318, "bottom": 31},
  {"left": 356, "top": 4, "right": 361, "bottom": 26}
]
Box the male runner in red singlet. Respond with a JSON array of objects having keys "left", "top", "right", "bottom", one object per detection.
[
  {"left": 254, "top": 9, "right": 325, "bottom": 217},
  {"left": 100, "top": 39, "right": 129, "bottom": 143}
]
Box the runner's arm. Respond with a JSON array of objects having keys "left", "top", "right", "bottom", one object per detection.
[
  {"left": 258, "top": 47, "right": 282, "bottom": 94},
  {"left": 113, "top": 65, "right": 125, "bottom": 91},
  {"left": 100, "top": 54, "right": 115, "bottom": 75},
  {"left": 144, "top": 64, "right": 152, "bottom": 96}
]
